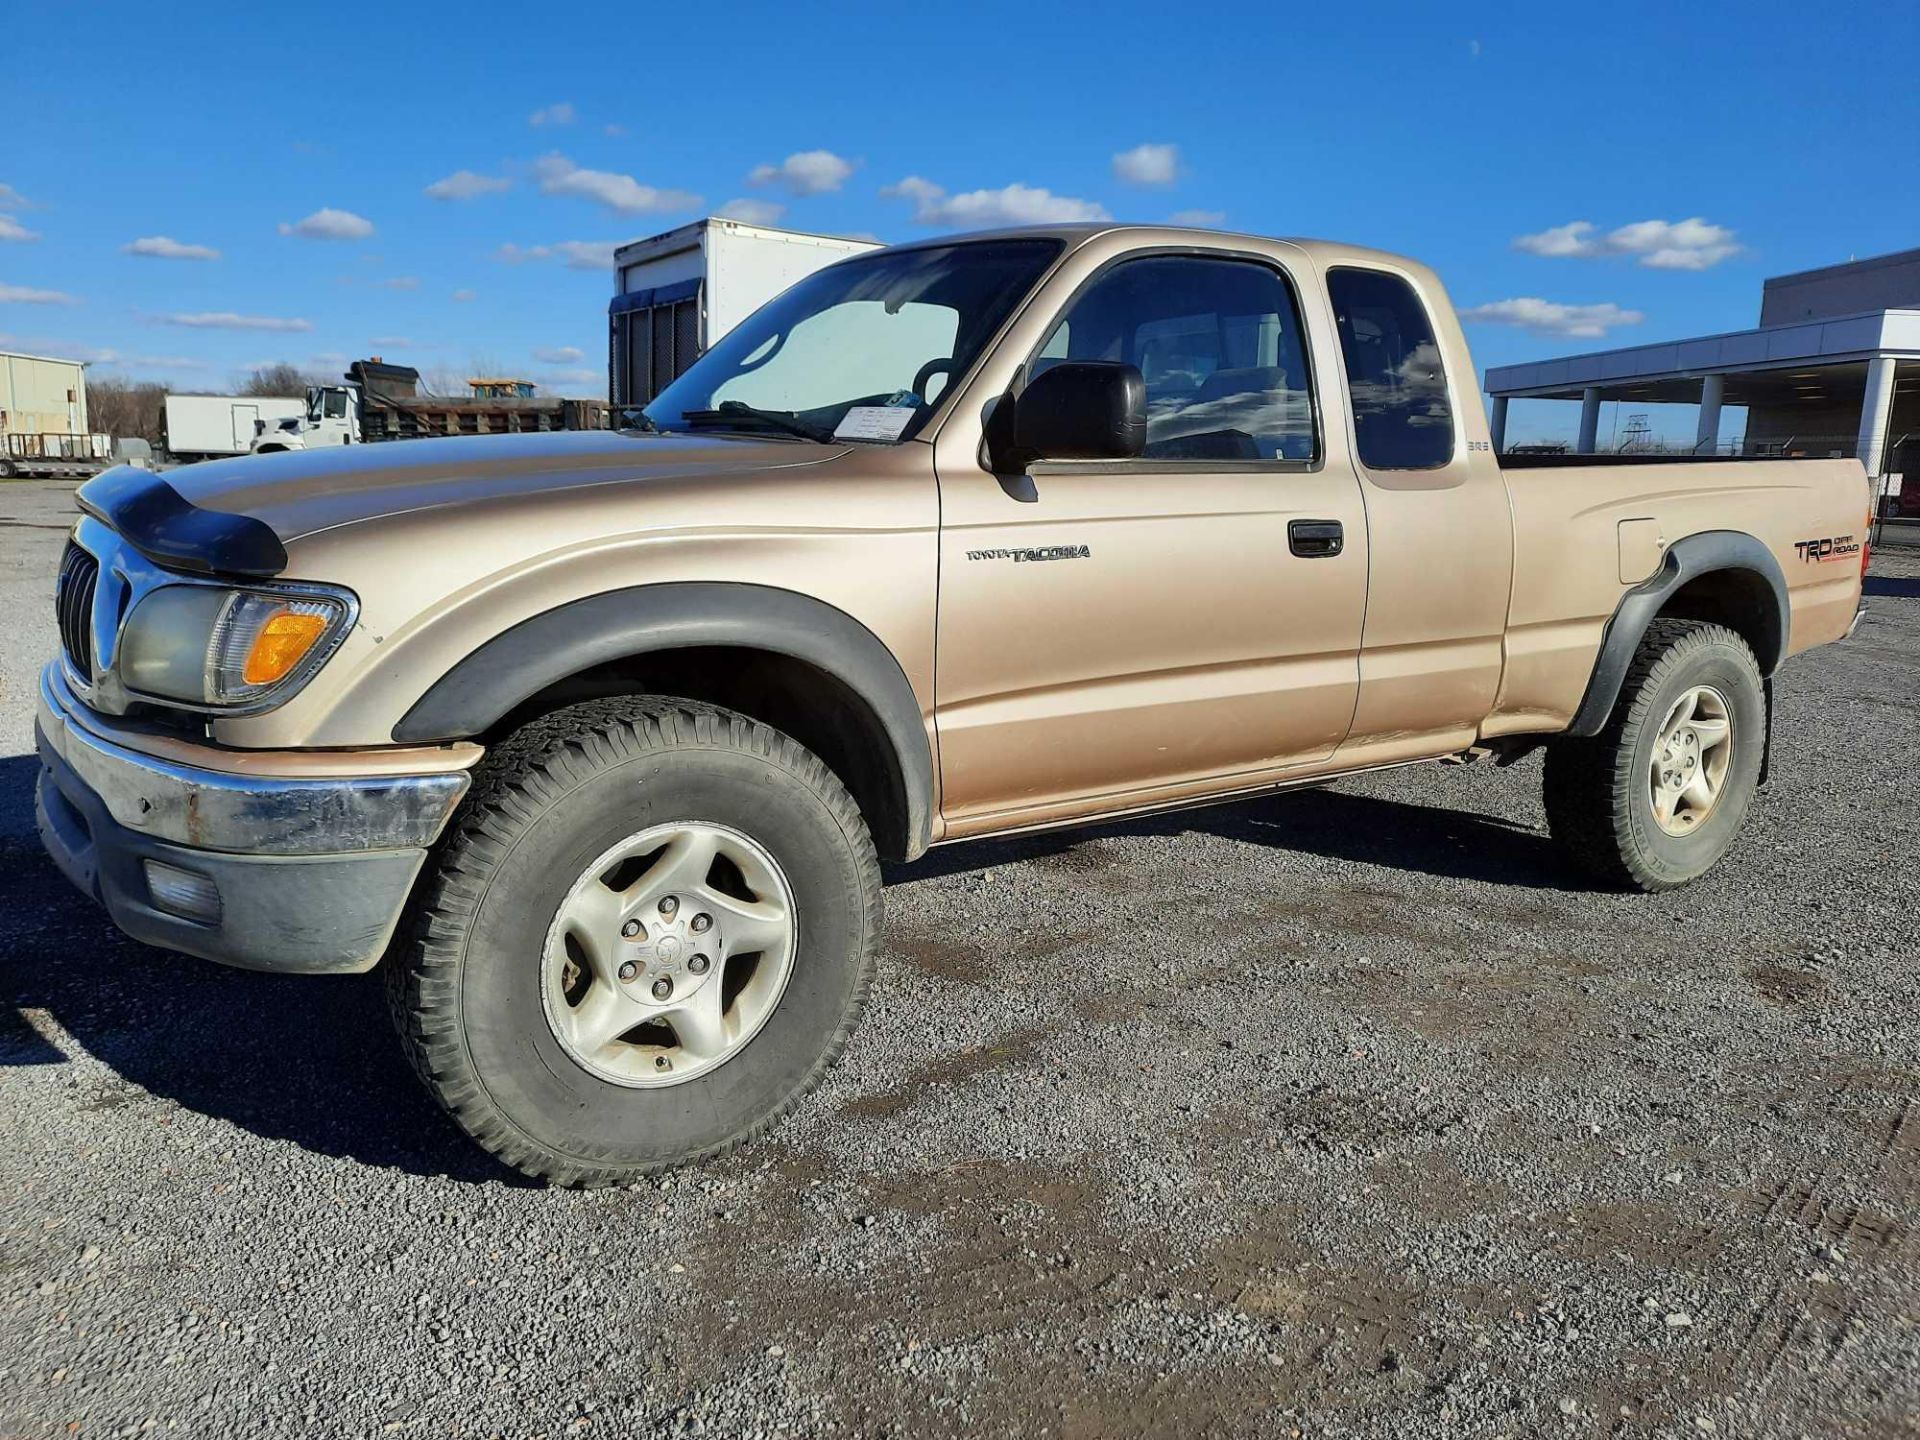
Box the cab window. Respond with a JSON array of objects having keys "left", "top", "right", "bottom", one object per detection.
[
  {"left": 1327, "top": 268, "right": 1454, "bottom": 470},
  {"left": 1031, "top": 254, "right": 1316, "bottom": 463}
]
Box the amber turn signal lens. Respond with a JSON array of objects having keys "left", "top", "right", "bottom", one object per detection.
[{"left": 243, "top": 609, "right": 329, "bottom": 685}]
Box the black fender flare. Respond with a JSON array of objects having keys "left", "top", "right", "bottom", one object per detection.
[
  {"left": 392, "top": 582, "right": 934, "bottom": 857},
  {"left": 1567, "top": 530, "right": 1788, "bottom": 737}
]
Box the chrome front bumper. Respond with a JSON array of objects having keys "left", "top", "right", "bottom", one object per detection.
[{"left": 34, "top": 662, "right": 473, "bottom": 973}]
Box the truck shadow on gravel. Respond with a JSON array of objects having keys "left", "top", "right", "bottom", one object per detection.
[
  {"left": 889, "top": 783, "right": 1592, "bottom": 892},
  {"left": 0, "top": 757, "right": 1579, "bottom": 1188},
  {"left": 0, "top": 856, "right": 526, "bottom": 1184},
  {"left": 0, "top": 756, "right": 522, "bottom": 1184}
]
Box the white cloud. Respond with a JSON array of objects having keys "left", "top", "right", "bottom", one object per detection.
[
  {"left": 4, "top": 338, "right": 213, "bottom": 371},
  {"left": 532, "top": 154, "right": 700, "bottom": 216},
  {"left": 603, "top": 123, "right": 628, "bottom": 138},
  {"left": 533, "top": 345, "right": 585, "bottom": 364},
  {"left": 529, "top": 102, "right": 577, "bottom": 127},
  {"left": 158, "top": 311, "right": 313, "bottom": 332},
  {"left": 1609, "top": 218, "right": 1743, "bottom": 271},
  {"left": 123, "top": 235, "right": 220, "bottom": 261},
  {"left": 0, "top": 184, "right": 37, "bottom": 210},
  {"left": 31, "top": 345, "right": 212, "bottom": 374},
  {"left": 452, "top": 288, "right": 477, "bottom": 302},
  {"left": 0, "top": 283, "right": 76, "bottom": 305},
  {"left": 748, "top": 150, "right": 855, "bottom": 197},
  {"left": 1, "top": 215, "right": 40, "bottom": 243},
  {"left": 380, "top": 276, "right": 420, "bottom": 290},
  {"left": 369, "top": 335, "right": 415, "bottom": 348},
  {"left": 278, "top": 207, "right": 375, "bottom": 241},
  {"left": 425, "top": 169, "right": 512, "bottom": 201},
  {"left": 882, "top": 176, "right": 1109, "bottom": 228},
  {"left": 496, "top": 240, "right": 622, "bottom": 271},
  {"left": 1513, "top": 217, "right": 1741, "bottom": 271},
  {"left": 716, "top": 197, "right": 786, "bottom": 226},
  {"left": 1514, "top": 221, "right": 1602, "bottom": 258},
  {"left": 1469, "top": 38, "right": 1482, "bottom": 57},
  {"left": 1167, "top": 209, "right": 1225, "bottom": 227},
  {"left": 1458, "top": 297, "right": 1645, "bottom": 338},
  {"left": 122, "top": 353, "right": 213, "bottom": 371},
  {"left": 1113, "top": 143, "right": 1179, "bottom": 187}
]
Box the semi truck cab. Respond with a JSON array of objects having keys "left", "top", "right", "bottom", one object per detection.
[{"left": 253, "top": 383, "right": 361, "bottom": 453}]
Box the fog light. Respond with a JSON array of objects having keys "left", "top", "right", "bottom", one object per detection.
[{"left": 143, "top": 861, "right": 222, "bottom": 923}]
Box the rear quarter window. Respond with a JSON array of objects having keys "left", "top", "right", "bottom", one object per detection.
[{"left": 1327, "top": 268, "right": 1454, "bottom": 471}]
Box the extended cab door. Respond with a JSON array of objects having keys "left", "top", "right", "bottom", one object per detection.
[
  {"left": 1320, "top": 264, "right": 1513, "bottom": 764},
  {"left": 930, "top": 241, "right": 1369, "bottom": 834}
]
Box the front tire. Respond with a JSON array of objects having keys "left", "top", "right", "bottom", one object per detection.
[
  {"left": 389, "top": 698, "right": 880, "bottom": 1186},
  {"left": 1543, "top": 619, "right": 1765, "bottom": 891}
]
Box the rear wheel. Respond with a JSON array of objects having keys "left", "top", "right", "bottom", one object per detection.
[
  {"left": 1543, "top": 619, "right": 1765, "bottom": 891},
  {"left": 389, "top": 698, "right": 880, "bottom": 1186}
]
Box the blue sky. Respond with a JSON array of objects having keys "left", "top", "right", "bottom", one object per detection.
[{"left": 5, "top": 1, "right": 1914, "bottom": 443}]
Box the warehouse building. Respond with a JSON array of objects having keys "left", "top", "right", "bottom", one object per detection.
[
  {"left": 2, "top": 348, "right": 90, "bottom": 450},
  {"left": 1484, "top": 246, "right": 1920, "bottom": 482}
]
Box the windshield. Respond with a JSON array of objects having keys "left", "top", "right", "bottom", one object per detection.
[{"left": 644, "top": 238, "right": 1062, "bottom": 444}]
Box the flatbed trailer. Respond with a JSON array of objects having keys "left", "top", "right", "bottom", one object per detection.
[{"left": 2, "top": 433, "right": 113, "bottom": 481}]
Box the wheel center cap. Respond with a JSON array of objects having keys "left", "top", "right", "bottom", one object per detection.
[{"left": 656, "top": 935, "right": 684, "bottom": 963}]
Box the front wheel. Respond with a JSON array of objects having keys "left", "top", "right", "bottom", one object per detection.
[
  {"left": 1543, "top": 619, "right": 1766, "bottom": 891},
  {"left": 389, "top": 698, "right": 881, "bottom": 1186}
]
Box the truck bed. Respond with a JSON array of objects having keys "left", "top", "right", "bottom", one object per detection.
[{"left": 1489, "top": 454, "right": 1868, "bottom": 738}]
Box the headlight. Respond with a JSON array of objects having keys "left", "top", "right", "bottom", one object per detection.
[{"left": 119, "top": 583, "right": 355, "bottom": 709}]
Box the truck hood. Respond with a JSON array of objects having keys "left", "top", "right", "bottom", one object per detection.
[{"left": 78, "top": 430, "right": 847, "bottom": 577}]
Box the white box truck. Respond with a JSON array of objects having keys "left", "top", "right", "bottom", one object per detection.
[
  {"left": 162, "top": 394, "right": 307, "bottom": 462},
  {"left": 610, "top": 219, "right": 878, "bottom": 412}
]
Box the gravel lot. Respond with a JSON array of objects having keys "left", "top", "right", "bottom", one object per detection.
[{"left": 3, "top": 478, "right": 1915, "bottom": 1439}]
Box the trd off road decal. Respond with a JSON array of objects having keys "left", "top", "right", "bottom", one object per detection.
[
  {"left": 1793, "top": 534, "right": 1861, "bottom": 564},
  {"left": 965, "top": 545, "right": 1092, "bottom": 563}
]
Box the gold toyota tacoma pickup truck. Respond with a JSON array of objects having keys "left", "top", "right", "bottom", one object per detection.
[{"left": 37, "top": 225, "right": 1871, "bottom": 1184}]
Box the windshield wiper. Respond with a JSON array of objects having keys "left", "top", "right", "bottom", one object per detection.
[{"left": 679, "top": 401, "right": 834, "bottom": 443}]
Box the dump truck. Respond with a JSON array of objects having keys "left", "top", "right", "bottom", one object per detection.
[
  {"left": 251, "top": 360, "right": 609, "bottom": 452},
  {"left": 39, "top": 223, "right": 1871, "bottom": 1186}
]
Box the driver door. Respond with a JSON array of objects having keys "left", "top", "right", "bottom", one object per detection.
[{"left": 932, "top": 248, "right": 1369, "bottom": 834}]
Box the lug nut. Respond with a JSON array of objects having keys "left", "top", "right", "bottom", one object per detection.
[
  {"left": 621, "top": 919, "right": 643, "bottom": 939},
  {"left": 690, "top": 913, "right": 712, "bottom": 934},
  {"left": 651, "top": 976, "right": 673, "bottom": 1000},
  {"left": 618, "top": 960, "right": 638, "bottom": 982},
  {"left": 688, "top": 953, "right": 710, "bottom": 975},
  {"left": 655, "top": 1056, "right": 671, "bottom": 1072},
  {"left": 658, "top": 896, "right": 679, "bottom": 918}
]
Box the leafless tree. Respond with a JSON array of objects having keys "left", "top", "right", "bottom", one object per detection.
[
  {"left": 87, "top": 377, "right": 170, "bottom": 446},
  {"left": 235, "top": 363, "right": 319, "bottom": 398}
]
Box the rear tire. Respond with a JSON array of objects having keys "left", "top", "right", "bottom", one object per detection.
[
  {"left": 388, "top": 697, "right": 880, "bottom": 1186},
  {"left": 1543, "top": 619, "right": 1765, "bottom": 891}
]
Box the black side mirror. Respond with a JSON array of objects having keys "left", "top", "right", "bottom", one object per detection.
[{"left": 996, "top": 361, "right": 1146, "bottom": 470}]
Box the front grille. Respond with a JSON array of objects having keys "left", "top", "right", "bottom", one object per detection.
[{"left": 56, "top": 542, "right": 99, "bottom": 679}]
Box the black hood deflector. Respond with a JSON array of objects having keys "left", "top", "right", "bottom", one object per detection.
[{"left": 77, "top": 466, "right": 289, "bottom": 578}]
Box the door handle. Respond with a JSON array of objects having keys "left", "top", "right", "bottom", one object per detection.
[{"left": 1288, "top": 519, "right": 1344, "bottom": 558}]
